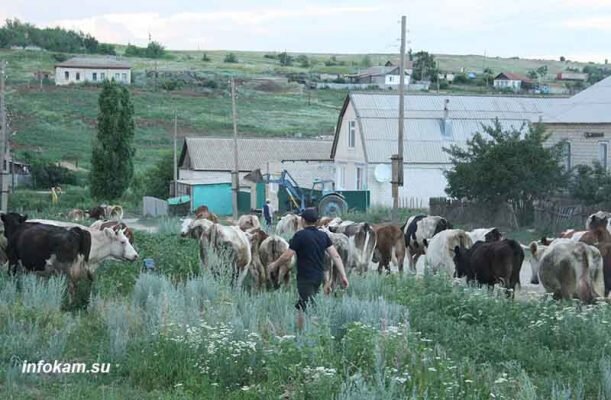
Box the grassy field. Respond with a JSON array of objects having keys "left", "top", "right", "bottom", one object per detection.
[{"left": 1, "top": 218, "right": 611, "bottom": 399}]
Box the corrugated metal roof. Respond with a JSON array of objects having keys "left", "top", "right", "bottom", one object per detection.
[
  {"left": 55, "top": 57, "right": 131, "bottom": 69},
  {"left": 183, "top": 137, "right": 332, "bottom": 171},
  {"left": 543, "top": 76, "right": 611, "bottom": 123}
]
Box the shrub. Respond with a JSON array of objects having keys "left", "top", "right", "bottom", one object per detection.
[
  {"left": 224, "top": 53, "right": 238, "bottom": 63},
  {"left": 201, "top": 52, "right": 210, "bottom": 62}
]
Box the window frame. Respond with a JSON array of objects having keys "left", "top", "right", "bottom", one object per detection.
[
  {"left": 64, "top": 71, "right": 69, "bottom": 80},
  {"left": 600, "top": 142, "right": 608, "bottom": 169},
  {"left": 92, "top": 72, "right": 97, "bottom": 81},
  {"left": 348, "top": 120, "right": 356, "bottom": 149},
  {"left": 356, "top": 166, "right": 364, "bottom": 190},
  {"left": 564, "top": 142, "right": 572, "bottom": 171},
  {"left": 75, "top": 72, "right": 80, "bottom": 81}
]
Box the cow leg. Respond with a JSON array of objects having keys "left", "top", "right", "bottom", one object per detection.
[
  {"left": 405, "top": 247, "right": 415, "bottom": 274},
  {"left": 396, "top": 243, "right": 406, "bottom": 273},
  {"left": 412, "top": 252, "right": 422, "bottom": 274},
  {"left": 236, "top": 265, "right": 249, "bottom": 289}
]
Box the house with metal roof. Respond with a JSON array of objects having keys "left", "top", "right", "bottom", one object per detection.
[
  {"left": 347, "top": 63, "right": 413, "bottom": 90},
  {"left": 493, "top": 72, "right": 534, "bottom": 92},
  {"left": 54, "top": 57, "right": 131, "bottom": 85},
  {"left": 177, "top": 137, "right": 334, "bottom": 213},
  {"left": 332, "top": 76, "right": 611, "bottom": 207}
]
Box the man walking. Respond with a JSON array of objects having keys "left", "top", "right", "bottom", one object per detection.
[
  {"left": 267, "top": 207, "right": 348, "bottom": 330},
  {"left": 263, "top": 199, "right": 273, "bottom": 231}
]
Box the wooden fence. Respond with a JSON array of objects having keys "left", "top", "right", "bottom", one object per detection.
[
  {"left": 533, "top": 200, "right": 606, "bottom": 233},
  {"left": 399, "top": 197, "right": 425, "bottom": 210},
  {"left": 429, "top": 197, "right": 519, "bottom": 230}
]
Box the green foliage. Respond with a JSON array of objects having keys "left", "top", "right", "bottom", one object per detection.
[
  {"left": 278, "top": 52, "right": 293, "bottom": 66},
  {"left": 412, "top": 51, "right": 438, "bottom": 81},
  {"left": 583, "top": 64, "right": 611, "bottom": 84},
  {"left": 360, "top": 55, "right": 372, "bottom": 68},
  {"left": 124, "top": 41, "right": 165, "bottom": 59},
  {"left": 0, "top": 18, "right": 115, "bottom": 55},
  {"left": 201, "top": 52, "right": 210, "bottom": 62},
  {"left": 90, "top": 80, "right": 135, "bottom": 200},
  {"left": 324, "top": 56, "right": 345, "bottom": 66},
  {"left": 223, "top": 52, "right": 238, "bottom": 63},
  {"left": 560, "top": 56, "right": 566, "bottom": 62},
  {"left": 527, "top": 70, "right": 539, "bottom": 79},
  {"left": 139, "top": 151, "right": 174, "bottom": 199},
  {"left": 296, "top": 54, "right": 310, "bottom": 68},
  {"left": 568, "top": 162, "right": 611, "bottom": 205},
  {"left": 536, "top": 65, "right": 548, "bottom": 77},
  {"left": 23, "top": 153, "right": 76, "bottom": 189},
  {"left": 453, "top": 73, "right": 468, "bottom": 84},
  {"left": 444, "top": 120, "right": 567, "bottom": 225}
]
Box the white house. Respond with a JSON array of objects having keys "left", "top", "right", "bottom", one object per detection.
[
  {"left": 347, "top": 63, "right": 413, "bottom": 90},
  {"left": 54, "top": 57, "right": 132, "bottom": 85},
  {"left": 331, "top": 81, "right": 611, "bottom": 208},
  {"left": 493, "top": 72, "right": 533, "bottom": 92}
]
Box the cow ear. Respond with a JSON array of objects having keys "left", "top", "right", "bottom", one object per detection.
[
  {"left": 22, "top": 214, "right": 28, "bottom": 222},
  {"left": 103, "top": 227, "right": 115, "bottom": 238},
  {"left": 529, "top": 242, "right": 538, "bottom": 255}
]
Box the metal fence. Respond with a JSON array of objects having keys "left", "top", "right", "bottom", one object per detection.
[{"left": 142, "top": 196, "right": 168, "bottom": 217}]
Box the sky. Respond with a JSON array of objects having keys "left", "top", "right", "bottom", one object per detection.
[{"left": 2, "top": 0, "right": 611, "bottom": 62}]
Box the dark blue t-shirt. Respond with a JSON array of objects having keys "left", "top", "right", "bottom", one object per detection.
[{"left": 289, "top": 226, "right": 332, "bottom": 283}]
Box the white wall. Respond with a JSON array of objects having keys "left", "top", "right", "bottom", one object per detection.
[
  {"left": 368, "top": 164, "right": 449, "bottom": 209},
  {"left": 334, "top": 101, "right": 368, "bottom": 190},
  {"left": 55, "top": 67, "right": 131, "bottom": 85}
]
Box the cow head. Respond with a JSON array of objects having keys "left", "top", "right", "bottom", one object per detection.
[
  {"left": 1, "top": 212, "right": 28, "bottom": 237},
  {"left": 181, "top": 218, "right": 213, "bottom": 239},
  {"left": 105, "top": 227, "right": 139, "bottom": 261},
  {"left": 528, "top": 241, "right": 546, "bottom": 285},
  {"left": 484, "top": 228, "right": 503, "bottom": 242},
  {"left": 588, "top": 213, "right": 609, "bottom": 232},
  {"left": 180, "top": 218, "right": 194, "bottom": 237},
  {"left": 453, "top": 245, "right": 471, "bottom": 279}
]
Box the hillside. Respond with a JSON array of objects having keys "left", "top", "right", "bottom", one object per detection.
[{"left": 1, "top": 48, "right": 603, "bottom": 172}]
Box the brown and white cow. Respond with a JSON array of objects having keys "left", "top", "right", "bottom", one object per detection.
[
  {"left": 402, "top": 215, "right": 452, "bottom": 273},
  {"left": 90, "top": 220, "right": 134, "bottom": 244},
  {"left": 195, "top": 205, "right": 219, "bottom": 223},
  {"left": 247, "top": 228, "right": 292, "bottom": 290},
  {"left": 372, "top": 224, "right": 405, "bottom": 273},
  {"left": 329, "top": 222, "right": 376, "bottom": 273},
  {"left": 319, "top": 227, "right": 352, "bottom": 293},
  {"left": 276, "top": 214, "right": 303, "bottom": 238},
  {"left": 537, "top": 239, "right": 604, "bottom": 303},
  {"left": 236, "top": 214, "right": 261, "bottom": 232},
  {"left": 425, "top": 229, "right": 473, "bottom": 277},
  {"left": 67, "top": 208, "right": 86, "bottom": 221},
  {"left": 182, "top": 218, "right": 251, "bottom": 287}
]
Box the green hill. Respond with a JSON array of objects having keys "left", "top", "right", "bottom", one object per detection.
[{"left": 1, "top": 48, "right": 603, "bottom": 172}]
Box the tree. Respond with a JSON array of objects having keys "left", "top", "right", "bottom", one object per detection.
[
  {"left": 444, "top": 120, "right": 567, "bottom": 225},
  {"left": 224, "top": 52, "right": 238, "bottom": 63},
  {"left": 145, "top": 41, "right": 165, "bottom": 58},
  {"left": 412, "top": 51, "right": 438, "bottom": 81},
  {"left": 201, "top": 52, "right": 211, "bottom": 62},
  {"left": 278, "top": 51, "right": 293, "bottom": 66},
  {"left": 568, "top": 162, "right": 611, "bottom": 205},
  {"left": 360, "top": 55, "right": 372, "bottom": 67},
  {"left": 141, "top": 152, "right": 174, "bottom": 199},
  {"left": 527, "top": 70, "right": 539, "bottom": 80},
  {"left": 536, "top": 65, "right": 548, "bottom": 79},
  {"left": 295, "top": 54, "right": 309, "bottom": 68},
  {"left": 90, "top": 81, "right": 135, "bottom": 200},
  {"left": 560, "top": 56, "right": 566, "bottom": 62}
]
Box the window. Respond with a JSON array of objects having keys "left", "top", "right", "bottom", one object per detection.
[
  {"left": 100, "top": 72, "right": 106, "bottom": 80},
  {"left": 64, "top": 71, "right": 69, "bottom": 80},
  {"left": 563, "top": 142, "right": 571, "bottom": 171},
  {"left": 348, "top": 120, "right": 356, "bottom": 148},
  {"left": 600, "top": 142, "right": 608, "bottom": 169},
  {"left": 122, "top": 73, "right": 127, "bottom": 82},
  {"left": 115, "top": 73, "right": 120, "bottom": 80},
  {"left": 356, "top": 166, "right": 364, "bottom": 190},
  {"left": 76, "top": 72, "right": 80, "bottom": 81},
  {"left": 337, "top": 166, "right": 345, "bottom": 189},
  {"left": 92, "top": 72, "right": 97, "bottom": 81}
]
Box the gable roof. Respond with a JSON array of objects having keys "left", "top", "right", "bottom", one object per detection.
[
  {"left": 543, "top": 75, "right": 611, "bottom": 123},
  {"left": 55, "top": 57, "right": 131, "bottom": 69},
  {"left": 180, "top": 137, "right": 332, "bottom": 171},
  {"left": 494, "top": 72, "right": 532, "bottom": 83}
]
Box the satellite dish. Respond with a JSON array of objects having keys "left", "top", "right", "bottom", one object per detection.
[{"left": 374, "top": 164, "right": 392, "bottom": 183}]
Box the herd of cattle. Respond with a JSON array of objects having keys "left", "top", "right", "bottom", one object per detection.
[
  {"left": 3, "top": 202, "right": 611, "bottom": 305},
  {"left": 177, "top": 207, "right": 611, "bottom": 303}
]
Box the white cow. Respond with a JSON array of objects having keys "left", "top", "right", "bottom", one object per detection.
[
  {"left": 275, "top": 214, "right": 303, "bottom": 238},
  {"left": 235, "top": 214, "right": 261, "bottom": 232},
  {"left": 536, "top": 239, "right": 604, "bottom": 303},
  {"left": 328, "top": 222, "right": 376, "bottom": 273},
  {"left": 424, "top": 229, "right": 473, "bottom": 276},
  {"left": 182, "top": 218, "right": 251, "bottom": 287}
]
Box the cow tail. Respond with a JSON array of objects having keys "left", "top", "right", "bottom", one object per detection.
[
  {"left": 80, "top": 229, "right": 91, "bottom": 263},
  {"left": 577, "top": 246, "right": 595, "bottom": 303}
]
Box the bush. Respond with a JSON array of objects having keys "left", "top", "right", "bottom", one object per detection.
[
  {"left": 201, "top": 53, "right": 210, "bottom": 62},
  {"left": 568, "top": 162, "right": 611, "bottom": 205},
  {"left": 160, "top": 79, "right": 181, "bottom": 91},
  {"left": 26, "top": 155, "right": 76, "bottom": 189},
  {"left": 296, "top": 55, "right": 310, "bottom": 68},
  {"left": 224, "top": 53, "right": 238, "bottom": 63},
  {"left": 452, "top": 73, "right": 468, "bottom": 84}
]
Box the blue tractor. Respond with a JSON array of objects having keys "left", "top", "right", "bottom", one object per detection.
[{"left": 246, "top": 169, "right": 348, "bottom": 216}]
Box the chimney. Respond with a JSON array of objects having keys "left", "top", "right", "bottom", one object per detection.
[
  {"left": 443, "top": 99, "right": 450, "bottom": 121},
  {"left": 442, "top": 99, "right": 451, "bottom": 137}
]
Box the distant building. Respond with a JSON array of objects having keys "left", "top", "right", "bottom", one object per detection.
[
  {"left": 54, "top": 57, "right": 131, "bottom": 86},
  {"left": 556, "top": 71, "right": 589, "bottom": 82},
  {"left": 493, "top": 72, "right": 533, "bottom": 91},
  {"left": 347, "top": 61, "right": 413, "bottom": 89}
]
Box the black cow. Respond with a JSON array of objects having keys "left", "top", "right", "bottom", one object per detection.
[
  {"left": 453, "top": 239, "right": 524, "bottom": 298},
  {"left": 1, "top": 213, "right": 91, "bottom": 276},
  {"left": 87, "top": 206, "right": 106, "bottom": 220},
  {"left": 401, "top": 215, "right": 452, "bottom": 273}
]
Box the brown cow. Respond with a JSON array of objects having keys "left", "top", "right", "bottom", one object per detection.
[
  {"left": 372, "top": 224, "right": 405, "bottom": 273},
  {"left": 195, "top": 205, "right": 219, "bottom": 223},
  {"left": 579, "top": 213, "right": 611, "bottom": 297},
  {"left": 247, "top": 229, "right": 292, "bottom": 290}
]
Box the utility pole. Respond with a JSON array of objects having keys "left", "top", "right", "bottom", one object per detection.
[
  {"left": 231, "top": 78, "right": 239, "bottom": 220},
  {"left": 392, "top": 15, "right": 406, "bottom": 222},
  {"left": 173, "top": 111, "right": 178, "bottom": 197},
  {"left": 0, "top": 61, "right": 8, "bottom": 212}
]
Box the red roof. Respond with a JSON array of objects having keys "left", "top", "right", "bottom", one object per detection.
[{"left": 494, "top": 72, "right": 532, "bottom": 83}]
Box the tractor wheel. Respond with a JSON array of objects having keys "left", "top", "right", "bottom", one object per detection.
[{"left": 318, "top": 194, "right": 348, "bottom": 217}]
